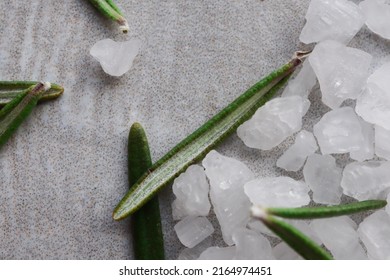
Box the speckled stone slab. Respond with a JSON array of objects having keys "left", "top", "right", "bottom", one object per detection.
[{"left": 0, "top": 0, "right": 389, "bottom": 259}]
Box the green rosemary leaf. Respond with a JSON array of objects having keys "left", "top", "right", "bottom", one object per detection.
[
  {"left": 266, "top": 200, "right": 387, "bottom": 219},
  {"left": 128, "top": 123, "right": 165, "bottom": 260},
  {"left": 113, "top": 52, "right": 310, "bottom": 221},
  {"left": 0, "top": 81, "right": 64, "bottom": 108},
  {"left": 87, "top": 0, "right": 129, "bottom": 33},
  {"left": 0, "top": 82, "right": 51, "bottom": 150},
  {"left": 252, "top": 206, "right": 332, "bottom": 260}
]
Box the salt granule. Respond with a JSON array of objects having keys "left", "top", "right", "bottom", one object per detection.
[
  {"left": 360, "top": 0, "right": 390, "bottom": 40},
  {"left": 174, "top": 216, "right": 214, "bottom": 248}
]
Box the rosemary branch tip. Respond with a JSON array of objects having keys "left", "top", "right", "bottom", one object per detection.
[
  {"left": 43, "top": 82, "right": 51, "bottom": 91},
  {"left": 250, "top": 205, "right": 268, "bottom": 220},
  {"left": 119, "top": 20, "right": 129, "bottom": 33}
]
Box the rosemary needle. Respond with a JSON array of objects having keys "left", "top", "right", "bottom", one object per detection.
[
  {"left": 113, "top": 51, "right": 310, "bottom": 221},
  {"left": 87, "top": 0, "right": 129, "bottom": 33}
]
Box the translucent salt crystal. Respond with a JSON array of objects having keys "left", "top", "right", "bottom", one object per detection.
[
  {"left": 356, "top": 62, "right": 390, "bottom": 130},
  {"left": 171, "top": 165, "right": 211, "bottom": 220},
  {"left": 311, "top": 217, "right": 367, "bottom": 260},
  {"left": 247, "top": 219, "right": 278, "bottom": 238},
  {"left": 90, "top": 38, "right": 141, "bottom": 77},
  {"left": 341, "top": 161, "right": 390, "bottom": 200},
  {"left": 299, "top": 0, "right": 365, "bottom": 44},
  {"left": 282, "top": 60, "right": 317, "bottom": 99},
  {"left": 237, "top": 96, "right": 310, "bottom": 150},
  {"left": 303, "top": 154, "right": 342, "bottom": 205},
  {"left": 174, "top": 216, "right": 214, "bottom": 248},
  {"left": 358, "top": 210, "right": 390, "bottom": 259},
  {"left": 198, "top": 246, "right": 236, "bottom": 260},
  {"left": 360, "top": 0, "right": 390, "bottom": 40},
  {"left": 232, "top": 228, "right": 274, "bottom": 260},
  {"left": 350, "top": 118, "right": 374, "bottom": 162},
  {"left": 178, "top": 238, "right": 212, "bottom": 260},
  {"left": 309, "top": 40, "right": 372, "bottom": 109},
  {"left": 276, "top": 130, "right": 318, "bottom": 172},
  {"left": 202, "top": 150, "right": 254, "bottom": 245},
  {"left": 273, "top": 242, "right": 303, "bottom": 260},
  {"left": 313, "top": 107, "right": 366, "bottom": 155},
  {"left": 375, "top": 125, "right": 390, "bottom": 161},
  {"left": 244, "top": 177, "right": 310, "bottom": 208},
  {"left": 288, "top": 220, "right": 322, "bottom": 244}
]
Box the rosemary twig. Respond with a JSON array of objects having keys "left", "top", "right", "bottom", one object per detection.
[
  {"left": 113, "top": 51, "right": 310, "bottom": 221},
  {"left": 128, "top": 123, "right": 165, "bottom": 260},
  {"left": 87, "top": 0, "right": 129, "bottom": 33}
]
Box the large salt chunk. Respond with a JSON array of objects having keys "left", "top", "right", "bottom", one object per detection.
[
  {"left": 282, "top": 60, "right": 317, "bottom": 99},
  {"left": 288, "top": 220, "right": 323, "bottom": 244},
  {"left": 273, "top": 242, "right": 303, "bottom": 260},
  {"left": 174, "top": 216, "right": 214, "bottom": 248},
  {"left": 202, "top": 150, "right": 254, "bottom": 245},
  {"left": 358, "top": 210, "right": 390, "bottom": 259},
  {"left": 198, "top": 246, "right": 236, "bottom": 260},
  {"left": 341, "top": 161, "right": 390, "bottom": 200},
  {"left": 311, "top": 217, "right": 367, "bottom": 260},
  {"left": 244, "top": 177, "right": 310, "bottom": 208},
  {"left": 232, "top": 228, "right": 274, "bottom": 260},
  {"left": 375, "top": 125, "right": 390, "bottom": 160},
  {"left": 313, "top": 107, "right": 365, "bottom": 155},
  {"left": 303, "top": 154, "right": 342, "bottom": 205},
  {"left": 90, "top": 38, "right": 141, "bottom": 77},
  {"left": 237, "top": 96, "right": 310, "bottom": 150},
  {"left": 309, "top": 40, "right": 372, "bottom": 109},
  {"left": 360, "top": 0, "right": 390, "bottom": 40},
  {"left": 171, "top": 165, "right": 211, "bottom": 220},
  {"left": 350, "top": 118, "right": 374, "bottom": 162},
  {"left": 299, "top": 0, "right": 365, "bottom": 44},
  {"left": 277, "top": 130, "right": 318, "bottom": 172},
  {"left": 247, "top": 219, "right": 278, "bottom": 238},
  {"left": 178, "top": 238, "right": 212, "bottom": 260}
]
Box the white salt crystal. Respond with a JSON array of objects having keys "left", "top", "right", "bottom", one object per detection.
[
  {"left": 247, "top": 219, "right": 278, "bottom": 238},
  {"left": 178, "top": 238, "right": 212, "bottom": 260},
  {"left": 358, "top": 210, "right": 390, "bottom": 259},
  {"left": 198, "top": 246, "right": 236, "bottom": 260},
  {"left": 309, "top": 40, "right": 372, "bottom": 109},
  {"left": 289, "top": 220, "right": 322, "bottom": 244},
  {"left": 375, "top": 125, "right": 390, "bottom": 161},
  {"left": 237, "top": 96, "right": 310, "bottom": 150},
  {"left": 90, "top": 38, "right": 141, "bottom": 77},
  {"left": 303, "top": 154, "right": 342, "bottom": 205},
  {"left": 171, "top": 165, "right": 211, "bottom": 220},
  {"left": 360, "top": 0, "right": 390, "bottom": 40},
  {"left": 202, "top": 150, "right": 254, "bottom": 245},
  {"left": 313, "top": 107, "right": 366, "bottom": 155},
  {"left": 350, "top": 118, "right": 374, "bottom": 162},
  {"left": 244, "top": 177, "right": 310, "bottom": 208},
  {"left": 311, "top": 217, "right": 367, "bottom": 260},
  {"left": 282, "top": 60, "right": 317, "bottom": 99},
  {"left": 232, "top": 228, "right": 274, "bottom": 260},
  {"left": 174, "top": 216, "right": 214, "bottom": 248},
  {"left": 356, "top": 62, "right": 390, "bottom": 130},
  {"left": 273, "top": 242, "right": 303, "bottom": 260},
  {"left": 341, "top": 161, "right": 390, "bottom": 200},
  {"left": 300, "top": 0, "right": 365, "bottom": 44},
  {"left": 277, "top": 130, "right": 318, "bottom": 172}
]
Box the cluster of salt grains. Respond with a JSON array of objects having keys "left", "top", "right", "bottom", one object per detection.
[{"left": 173, "top": 0, "right": 390, "bottom": 259}]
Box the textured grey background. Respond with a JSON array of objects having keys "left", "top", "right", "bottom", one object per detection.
[{"left": 0, "top": 0, "right": 389, "bottom": 259}]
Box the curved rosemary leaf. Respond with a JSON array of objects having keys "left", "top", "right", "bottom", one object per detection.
[
  {"left": 128, "top": 123, "right": 165, "bottom": 260},
  {"left": 267, "top": 200, "right": 387, "bottom": 219},
  {"left": 0, "top": 81, "right": 64, "bottom": 107},
  {"left": 113, "top": 53, "right": 309, "bottom": 221}
]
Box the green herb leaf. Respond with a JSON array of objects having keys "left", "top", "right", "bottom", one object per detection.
[
  {"left": 266, "top": 200, "right": 387, "bottom": 219},
  {"left": 113, "top": 52, "right": 309, "bottom": 221},
  {"left": 0, "top": 82, "right": 51, "bottom": 150},
  {"left": 128, "top": 123, "right": 165, "bottom": 260},
  {"left": 0, "top": 81, "right": 64, "bottom": 108},
  {"left": 252, "top": 206, "right": 332, "bottom": 260},
  {"left": 87, "top": 0, "right": 129, "bottom": 33}
]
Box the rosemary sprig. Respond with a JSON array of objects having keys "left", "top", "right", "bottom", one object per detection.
[
  {"left": 0, "top": 81, "right": 64, "bottom": 108},
  {"left": 128, "top": 123, "right": 165, "bottom": 260},
  {"left": 266, "top": 200, "right": 387, "bottom": 219},
  {"left": 0, "top": 82, "right": 52, "bottom": 150},
  {"left": 87, "top": 0, "right": 129, "bottom": 33},
  {"left": 113, "top": 51, "right": 310, "bottom": 221}
]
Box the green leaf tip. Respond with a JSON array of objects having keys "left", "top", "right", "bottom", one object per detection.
[
  {"left": 87, "top": 0, "right": 129, "bottom": 33},
  {"left": 266, "top": 200, "right": 387, "bottom": 220},
  {"left": 113, "top": 54, "right": 307, "bottom": 221}
]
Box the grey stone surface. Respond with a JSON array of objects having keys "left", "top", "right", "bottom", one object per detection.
[{"left": 0, "top": 0, "right": 389, "bottom": 259}]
